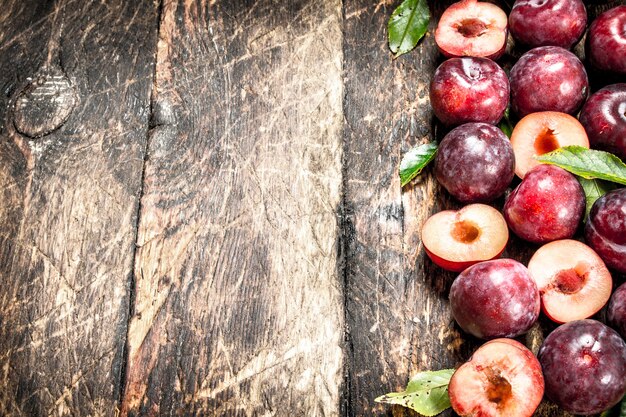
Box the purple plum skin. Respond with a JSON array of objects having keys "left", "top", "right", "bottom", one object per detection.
[
  {"left": 538, "top": 320, "right": 626, "bottom": 415},
  {"left": 504, "top": 165, "right": 585, "bottom": 244},
  {"left": 579, "top": 83, "right": 626, "bottom": 160},
  {"left": 608, "top": 283, "right": 626, "bottom": 340},
  {"left": 449, "top": 259, "right": 540, "bottom": 340},
  {"left": 509, "top": 0, "right": 587, "bottom": 49},
  {"left": 510, "top": 46, "right": 589, "bottom": 117},
  {"left": 585, "top": 188, "right": 626, "bottom": 273},
  {"left": 434, "top": 123, "right": 515, "bottom": 203},
  {"left": 430, "top": 57, "right": 509, "bottom": 126},
  {"left": 587, "top": 6, "right": 626, "bottom": 74}
]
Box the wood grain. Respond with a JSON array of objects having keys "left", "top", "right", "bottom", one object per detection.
[
  {"left": 0, "top": 0, "right": 623, "bottom": 416},
  {"left": 342, "top": 2, "right": 470, "bottom": 416},
  {"left": 0, "top": 0, "right": 158, "bottom": 415},
  {"left": 120, "top": 1, "right": 345, "bottom": 415}
]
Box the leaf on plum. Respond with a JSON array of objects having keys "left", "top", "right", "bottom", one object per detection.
[{"left": 536, "top": 146, "right": 626, "bottom": 185}]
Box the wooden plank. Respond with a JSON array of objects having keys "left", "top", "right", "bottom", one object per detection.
[
  {"left": 0, "top": 1, "right": 158, "bottom": 416},
  {"left": 120, "top": 1, "right": 345, "bottom": 415},
  {"left": 342, "top": 2, "right": 468, "bottom": 415}
]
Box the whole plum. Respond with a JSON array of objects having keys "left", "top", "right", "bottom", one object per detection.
[
  {"left": 435, "top": 123, "right": 514, "bottom": 203},
  {"left": 510, "top": 46, "right": 588, "bottom": 117}
]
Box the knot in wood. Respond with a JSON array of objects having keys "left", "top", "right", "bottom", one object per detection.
[{"left": 13, "top": 69, "right": 77, "bottom": 138}]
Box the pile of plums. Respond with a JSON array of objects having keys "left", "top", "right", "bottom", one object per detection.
[{"left": 419, "top": 1, "right": 626, "bottom": 416}]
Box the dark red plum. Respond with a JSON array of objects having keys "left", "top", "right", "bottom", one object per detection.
[
  {"left": 608, "top": 283, "right": 626, "bottom": 340},
  {"left": 449, "top": 259, "right": 540, "bottom": 339},
  {"left": 510, "top": 46, "right": 588, "bottom": 117},
  {"left": 585, "top": 188, "right": 626, "bottom": 273},
  {"left": 504, "top": 165, "right": 585, "bottom": 244},
  {"left": 509, "top": 0, "right": 587, "bottom": 49},
  {"left": 430, "top": 58, "right": 509, "bottom": 126},
  {"left": 579, "top": 84, "right": 626, "bottom": 159},
  {"left": 587, "top": 6, "right": 626, "bottom": 74},
  {"left": 538, "top": 320, "right": 626, "bottom": 414},
  {"left": 434, "top": 123, "right": 515, "bottom": 203}
]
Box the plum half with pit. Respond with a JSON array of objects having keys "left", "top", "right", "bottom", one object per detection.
[
  {"left": 421, "top": 204, "right": 509, "bottom": 272},
  {"left": 430, "top": 57, "right": 509, "bottom": 126},
  {"left": 435, "top": 0, "right": 508, "bottom": 60},
  {"left": 579, "top": 83, "right": 626, "bottom": 160},
  {"left": 434, "top": 123, "right": 514, "bottom": 202},
  {"left": 587, "top": 6, "right": 626, "bottom": 74},
  {"left": 509, "top": 0, "right": 587, "bottom": 49},
  {"left": 449, "top": 259, "right": 540, "bottom": 339},
  {"left": 510, "top": 111, "right": 589, "bottom": 178},
  {"left": 585, "top": 188, "right": 626, "bottom": 273},
  {"left": 504, "top": 165, "right": 585, "bottom": 244},
  {"left": 528, "top": 240, "right": 613, "bottom": 323},
  {"left": 608, "top": 283, "right": 626, "bottom": 340},
  {"left": 538, "top": 320, "right": 626, "bottom": 415},
  {"left": 449, "top": 338, "right": 544, "bottom": 417},
  {"left": 510, "top": 46, "right": 588, "bottom": 117}
]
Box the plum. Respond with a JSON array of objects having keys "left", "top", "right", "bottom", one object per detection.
[
  {"left": 539, "top": 320, "right": 626, "bottom": 414},
  {"left": 579, "top": 83, "right": 626, "bottom": 160},
  {"left": 585, "top": 188, "right": 626, "bottom": 273},
  {"left": 449, "top": 338, "right": 544, "bottom": 417},
  {"left": 587, "top": 6, "right": 626, "bottom": 74},
  {"left": 510, "top": 46, "right": 588, "bottom": 117},
  {"left": 504, "top": 165, "right": 585, "bottom": 244},
  {"left": 430, "top": 58, "right": 509, "bottom": 126},
  {"left": 434, "top": 123, "right": 515, "bottom": 202},
  {"left": 449, "top": 259, "right": 540, "bottom": 339},
  {"left": 509, "top": 0, "right": 587, "bottom": 49}
]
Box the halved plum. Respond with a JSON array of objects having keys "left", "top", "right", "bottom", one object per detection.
[
  {"left": 510, "top": 111, "right": 589, "bottom": 178},
  {"left": 435, "top": 0, "right": 508, "bottom": 60},
  {"left": 528, "top": 239, "right": 613, "bottom": 323},
  {"left": 421, "top": 204, "right": 508, "bottom": 272},
  {"left": 449, "top": 338, "right": 544, "bottom": 417}
]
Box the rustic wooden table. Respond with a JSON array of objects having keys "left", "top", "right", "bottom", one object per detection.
[{"left": 0, "top": 1, "right": 623, "bottom": 416}]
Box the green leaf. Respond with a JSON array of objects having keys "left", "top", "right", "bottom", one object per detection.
[
  {"left": 600, "top": 395, "right": 626, "bottom": 417},
  {"left": 498, "top": 107, "right": 513, "bottom": 138},
  {"left": 388, "top": 0, "right": 430, "bottom": 58},
  {"left": 375, "top": 369, "right": 454, "bottom": 416},
  {"left": 536, "top": 146, "right": 626, "bottom": 185},
  {"left": 577, "top": 177, "right": 616, "bottom": 220},
  {"left": 399, "top": 142, "right": 437, "bottom": 187}
]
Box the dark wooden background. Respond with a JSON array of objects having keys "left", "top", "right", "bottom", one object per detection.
[{"left": 0, "top": 0, "right": 623, "bottom": 416}]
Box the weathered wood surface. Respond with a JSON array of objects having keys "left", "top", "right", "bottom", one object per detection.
[
  {"left": 0, "top": 0, "right": 624, "bottom": 416},
  {"left": 342, "top": 2, "right": 469, "bottom": 416},
  {"left": 120, "top": 1, "right": 344, "bottom": 415},
  {"left": 0, "top": 0, "right": 158, "bottom": 416}
]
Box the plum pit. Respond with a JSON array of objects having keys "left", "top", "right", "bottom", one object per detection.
[
  {"left": 452, "top": 220, "right": 480, "bottom": 243},
  {"left": 534, "top": 129, "right": 560, "bottom": 155},
  {"left": 553, "top": 265, "right": 587, "bottom": 294},
  {"left": 456, "top": 19, "right": 489, "bottom": 38},
  {"left": 484, "top": 368, "right": 512, "bottom": 406}
]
